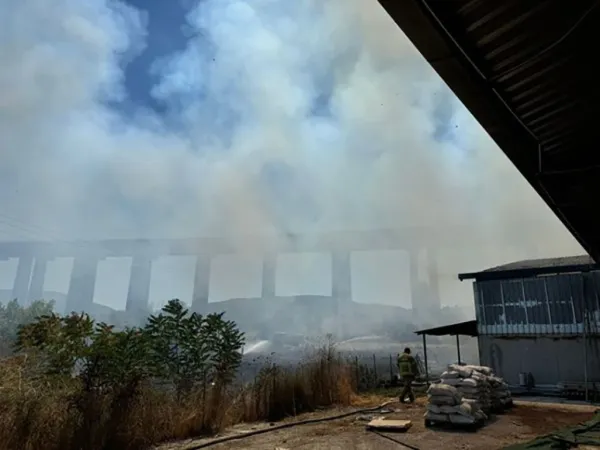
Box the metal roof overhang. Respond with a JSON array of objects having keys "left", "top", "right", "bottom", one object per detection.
[
  {"left": 415, "top": 319, "right": 478, "bottom": 337},
  {"left": 458, "top": 262, "right": 599, "bottom": 282},
  {"left": 378, "top": 0, "right": 600, "bottom": 262}
]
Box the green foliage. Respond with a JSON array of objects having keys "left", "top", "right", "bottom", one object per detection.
[
  {"left": 0, "top": 299, "right": 360, "bottom": 450},
  {"left": 203, "top": 312, "right": 244, "bottom": 386},
  {"left": 145, "top": 299, "right": 204, "bottom": 393},
  {"left": 0, "top": 299, "right": 54, "bottom": 355},
  {"left": 81, "top": 323, "right": 153, "bottom": 390},
  {"left": 145, "top": 299, "right": 244, "bottom": 397},
  {"left": 16, "top": 312, "right": 94, "bottom": 376},
  {"left": 15, "top": 299, "right": 244, "bottom": 395},
  {"left": 9, "top": 299, "right": 247, "bottom": 449}
]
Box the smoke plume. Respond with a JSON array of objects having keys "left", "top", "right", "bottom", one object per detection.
[{"left": 0, "top": 0, "right": 583, "bottom": 311}]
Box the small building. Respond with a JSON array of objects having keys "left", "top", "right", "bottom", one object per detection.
[{"left": 458, "top": 255, "right": 600, "bottom": 390}]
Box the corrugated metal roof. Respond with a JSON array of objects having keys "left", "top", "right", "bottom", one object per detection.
[
  {"left": 378, "top": 0, "right": 600, "bottom": 262},
  {"left": 458, "top": 255, "right": 599, "bottom": 281},
  {"left": 484, "top": 255, "right": 594, "bottom": 272}
]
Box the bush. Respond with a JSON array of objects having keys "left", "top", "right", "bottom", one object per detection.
[
  {"left": 0, "top": 300, "right": 359, "bottom": 450},
  {"left": 0, "top": 300, "right": 54, "bottom": 357}
]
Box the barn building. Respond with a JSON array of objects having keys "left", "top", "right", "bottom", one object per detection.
[{"left": 458, "top": 255, "right": 600, "bottom": 393}]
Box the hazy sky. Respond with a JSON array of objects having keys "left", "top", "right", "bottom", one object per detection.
[{"left": 0, "top": 0, "right": 583, "bottom": 312}]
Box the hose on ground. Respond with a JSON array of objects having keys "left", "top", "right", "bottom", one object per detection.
[
  {"left": 370, "top": 429, "right": 421, "bottom": 450},
  {"left": 185, "top": 400, "right": 399, "bottom": 449}
]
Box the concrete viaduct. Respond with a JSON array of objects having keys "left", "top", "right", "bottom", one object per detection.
[{"left": 0, "top": 228, "right": 444, "bottom": 317}]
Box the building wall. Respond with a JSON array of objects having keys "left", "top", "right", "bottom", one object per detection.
[
  {"left": 473, "top": 271, "right": 600, "bottom": 336},
  {"left": 478, "top": 335, "right": 600, "bottom": 386}
]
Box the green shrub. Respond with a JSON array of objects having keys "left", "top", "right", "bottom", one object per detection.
[{"left": 0, "top": 299, "right": 358, "bottom": 450}]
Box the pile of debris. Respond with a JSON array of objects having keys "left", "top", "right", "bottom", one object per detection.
[
  {"left": 425, "top": 383, "right": 487, "bottom": 427},
  {"left": 440, "top": 364, "right": 492, "bottom": 413}
]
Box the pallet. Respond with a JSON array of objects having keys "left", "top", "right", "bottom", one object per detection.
[
  {"left": 424, "top": 417, "right": 485, "bottom": 431},
  {"left": 366, "top": 419, "right": 412, "bottom": 432}
]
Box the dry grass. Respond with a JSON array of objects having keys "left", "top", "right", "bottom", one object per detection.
[
  {"left": 0, "top": 345, "right": 358, "bottom": 450},
  {"left": 233, "top": 345, "right": 355, "bottom": 423}
]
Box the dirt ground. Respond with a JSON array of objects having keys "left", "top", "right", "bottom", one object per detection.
[{"left": 159, "top": 398, "right": 597, "bottom": 450}]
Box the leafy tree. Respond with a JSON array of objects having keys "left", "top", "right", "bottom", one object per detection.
[
  {"left": 203, "top": 312, "right": 244, "bottom": 386},
  {"left": 145, "top": 300, "right": 204, "bottom": 397},
  {"left": 0, "top": 299, "right": 54, "bottom": 355},
  {"left": 16, "top": 312, "right": 151, "bottom": 388},
  {"left": 144, "top": 299, "right": 244, "bottom": 399},
  {"left": 16, "top": 312, "right": 94, "bottom": 376},
  {"left": 11, "top": 298, "right": 246, "bottom": 449},
  {"left": 80, "top": 323, "right": 153, "bottom": 391}
]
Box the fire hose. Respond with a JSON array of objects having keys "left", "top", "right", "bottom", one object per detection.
[{"left": 184, "top": 400, "right": 420, "bottom": 449}]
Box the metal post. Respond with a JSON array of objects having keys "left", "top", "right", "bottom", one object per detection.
[
  {"left": 389, "top": 354, "right": 393, "bottom": 384},
  {"left": 422, "top": 334, "right": 429, "bottom": 385},
  {"left": 456, "top": 334, "right": 462, "bottom": 365}
]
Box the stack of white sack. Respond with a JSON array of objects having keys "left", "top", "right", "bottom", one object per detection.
[
  {"left": 425, "top": 383, "right": 487, "bottom": 425},
  {"left": 488, "top": 375, "right": 513, "bottom": 409},
  {"left": 440, "top": 364, "right": 492, "bottom": 413}
]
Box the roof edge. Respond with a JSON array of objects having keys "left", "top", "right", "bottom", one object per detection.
[
  {"left": 458, "top": 264, "right": 599, "bottom": 282},
  {"left": 415, "top": 319, "right": 478, "bottom": 337}
]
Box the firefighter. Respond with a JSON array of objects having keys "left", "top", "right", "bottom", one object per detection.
[{"left": 397, "top": 347, "right": 419, "bottom": 404}]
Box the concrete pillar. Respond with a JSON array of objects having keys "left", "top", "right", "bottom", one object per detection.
[
  {"left": 28, "top": 257, "right": 48, "bottom": 303},
  {"left": 191, "top": 255, "right": 211, "bottom": 314},
  {"left": 66, "top": 257, "right": 98, "bottom": 314},
  {"left": 409, "top": 248, "right": 422, "bottom": 320},
  {"left": 332, "top": 251, "right": 352, "bottom": 340},
  {"left": 261, "top": 255, "right": 277, "bottom": 299},
  {"left": 427, "top": 249, "right": 441, "bottom": 312},
  {"left": 126, "top": 256, "right": 153, "bottom": 315},
  {"left": 331, "top": 251, "right": 352, "bottom": 301},
  {"left": 12, "top": 256, "right": 33, "bottom": 303}
]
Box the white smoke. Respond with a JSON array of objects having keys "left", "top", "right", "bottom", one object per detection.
[{"left": 0, "top": 0, "right": 583, "bottom": 311}]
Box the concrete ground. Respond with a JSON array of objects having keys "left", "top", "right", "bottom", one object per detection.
[{"left": 159, "top": 397, "right": 597, "bottom": 450}]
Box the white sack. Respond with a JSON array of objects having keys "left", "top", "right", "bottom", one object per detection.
[
  {"left": 441, "top": 370, "right": 461, "bottom": 379},
  {"left": 448, "top": 364, "right": 473, "bottom": 378},
  {"left": 439, "top": 402, "right": 473, "bottom": 417},
  {"left": 428, "top": 394, "right": 460, "bottom": 406},
  {"left": 428, "top": 383, "right": 459, "bottom": 397},
  {"left": 448, "top": 413, "right": 476, "bottom": 425},
  {"left": 465, "top": 365, "right": 493, "bottom": 376},
  {"left": 460, "top": 378, "right": 479, "bottom": 387}
]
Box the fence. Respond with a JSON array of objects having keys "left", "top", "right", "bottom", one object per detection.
[{"left": 237, "top": 348, "right": 479, "bottom": 390}]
